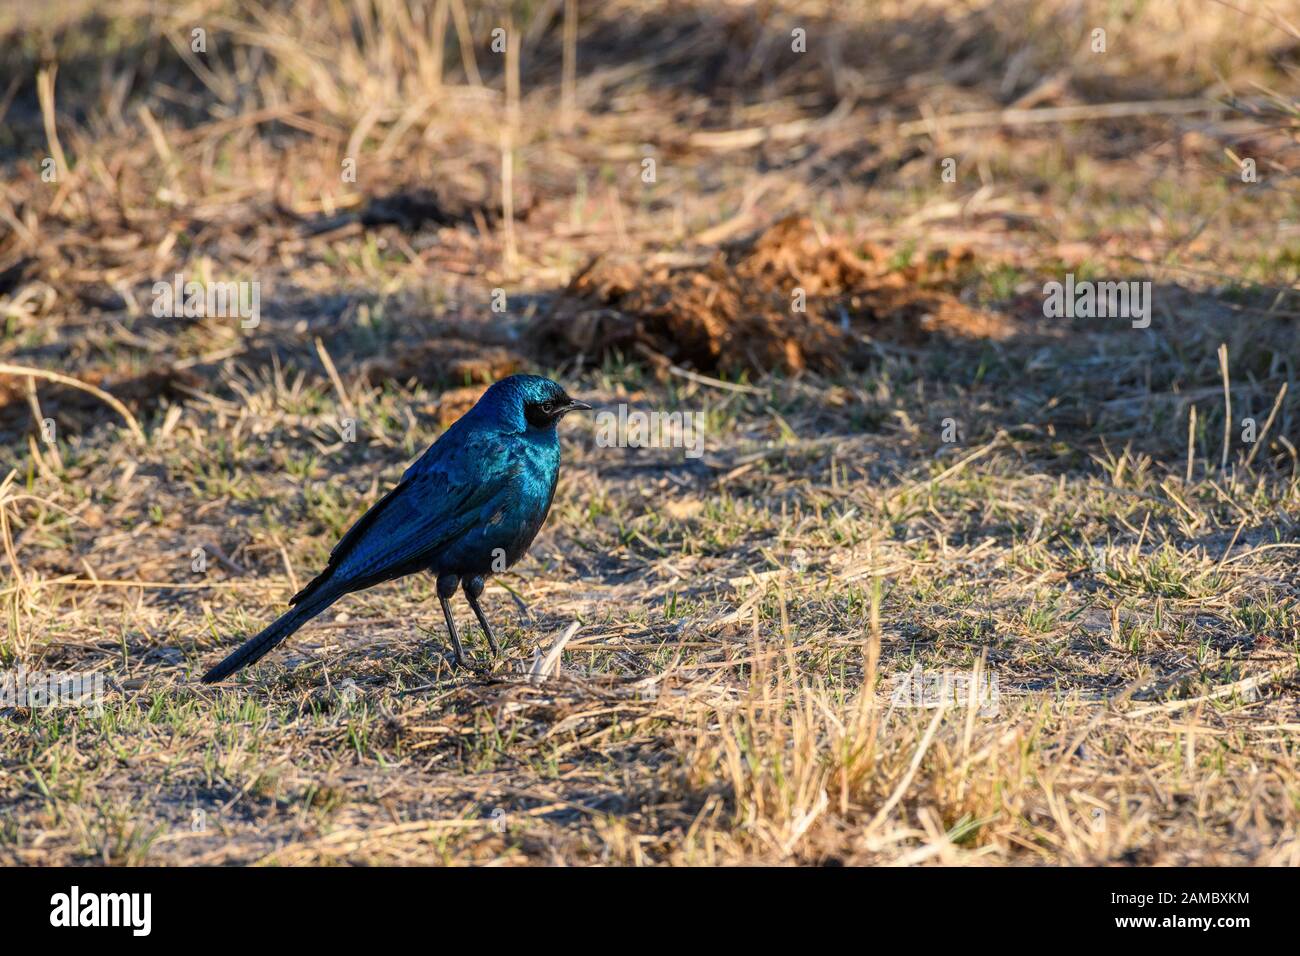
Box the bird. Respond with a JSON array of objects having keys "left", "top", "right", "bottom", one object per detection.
[{"left": 200, "top": 374, "right": 590, "bottom": 683}]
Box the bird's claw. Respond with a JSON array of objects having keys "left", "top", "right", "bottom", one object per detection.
[{"left": 449, "top": 648, "right": 495, "bottom": 674}]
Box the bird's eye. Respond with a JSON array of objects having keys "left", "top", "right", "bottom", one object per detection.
[{"left": 540, "top": 401, "right": 554, "bottom": 414}]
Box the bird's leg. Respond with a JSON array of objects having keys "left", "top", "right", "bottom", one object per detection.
[
  {"left": 436, "top": 573, "right": 467, "bottom": 668},
  {"left": 462, "top": 575, "right": 500, "bottom": 656}
]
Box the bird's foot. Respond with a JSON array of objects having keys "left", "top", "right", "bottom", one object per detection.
[{"left": 448, "top": 647, "right": 495, "bottom": 674}]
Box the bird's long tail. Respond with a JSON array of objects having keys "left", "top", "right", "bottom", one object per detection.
[{"left": 201, "top": 590, "right": 341, "bottom": 683}]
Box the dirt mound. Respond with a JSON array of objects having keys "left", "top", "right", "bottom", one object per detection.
[
  {"left": 359, "top": 337, "right": 524, "bottom": 390},
  {"left": 530, "top": 216, "right": 1015, "bottom": 375}
]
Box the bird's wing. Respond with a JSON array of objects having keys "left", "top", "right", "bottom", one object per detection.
[{"left": 290, "top": 429, "right": 518, "bottom": 604}]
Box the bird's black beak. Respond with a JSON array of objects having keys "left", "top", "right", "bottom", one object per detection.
[{"left": 564, "top": 399, "right": 593, "bottom": 412}]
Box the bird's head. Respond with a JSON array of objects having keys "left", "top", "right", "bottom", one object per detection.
[{"left": 476, "top": 374, "right": 591, "bottom": 432}]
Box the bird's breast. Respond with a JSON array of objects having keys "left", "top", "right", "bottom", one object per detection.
[{"left": 439, "top": 434, "right": 561, "bottom": 576}]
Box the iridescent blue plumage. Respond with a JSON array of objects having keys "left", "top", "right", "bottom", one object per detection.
[{"left": 201, "top": 374, "right": 589, "bottom": 682}]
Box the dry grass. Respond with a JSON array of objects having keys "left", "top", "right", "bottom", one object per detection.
[{"left": 1, "top": 0, "right": 1299, "bottom": 865}]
